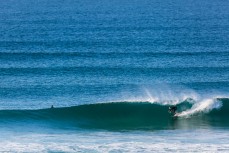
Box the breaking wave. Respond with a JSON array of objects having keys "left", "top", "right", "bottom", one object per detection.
[{"left": 0, "top": 97, "right": 228, "bottom": 131}]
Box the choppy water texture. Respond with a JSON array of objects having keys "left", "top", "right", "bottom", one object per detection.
[{"left": 0, "top": 0, "right": 229, "bottom": 152}]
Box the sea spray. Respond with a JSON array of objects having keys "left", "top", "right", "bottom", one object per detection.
[{"left": 141, "top": 85, "right": 198, "bottom": 105}]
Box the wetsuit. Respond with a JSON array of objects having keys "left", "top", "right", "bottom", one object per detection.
[{"left": 169, "top": 106, "right": 177, "bottom": 114}]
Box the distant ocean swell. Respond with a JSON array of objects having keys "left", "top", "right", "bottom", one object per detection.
[{"left": 0, "top": 98, "right": 228, "bottom": 131}]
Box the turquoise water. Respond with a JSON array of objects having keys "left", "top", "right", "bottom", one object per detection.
[{"left": 0, "top": 0, "right": 229, "bottom": 152}]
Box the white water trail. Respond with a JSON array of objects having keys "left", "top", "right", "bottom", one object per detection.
[{"left": 175, "top": 98, "right": 222, "bottom": 117}]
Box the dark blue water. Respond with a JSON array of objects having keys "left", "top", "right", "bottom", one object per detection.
[{"left": 0, "top": 0, "right": 228, "bottom": 152}]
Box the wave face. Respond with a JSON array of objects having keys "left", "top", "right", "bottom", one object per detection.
[{"left": 0, "top": 98, "right": 228, "bottom": 131}]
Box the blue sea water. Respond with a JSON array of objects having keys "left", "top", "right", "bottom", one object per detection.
[{"left": 0, "top": 0, "right": 229, "bottom": 152}]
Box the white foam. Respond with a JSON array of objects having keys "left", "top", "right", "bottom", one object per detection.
[
  {"left": 0, "top": 131, "right": 229, "bottom": 152},
  {"left": 175, "top": 98, "right": 222, "bottom": 117}
]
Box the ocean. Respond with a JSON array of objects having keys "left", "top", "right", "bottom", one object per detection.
[{"left": 0, "top": 0, "right": 229, "bottom": 152}]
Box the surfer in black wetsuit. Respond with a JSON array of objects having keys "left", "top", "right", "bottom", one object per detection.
[{"left": 169, "top": 106, "right": 177, "bottom": 114}]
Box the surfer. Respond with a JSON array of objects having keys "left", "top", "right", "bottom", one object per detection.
[{"left": 169, "top": 106, "right": 177, "bottom": 114}]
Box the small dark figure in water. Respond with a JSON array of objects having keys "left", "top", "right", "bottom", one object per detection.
[
  {"left": 169, "top": 106, "right": 177, "bottom": 114},
  {"left": 51, "top": 105, "right": 54, "bottom": 109}
]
